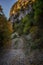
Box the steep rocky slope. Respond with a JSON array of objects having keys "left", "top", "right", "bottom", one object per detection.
[
  {"left": 9, "top": 0, "right": 35, "bottom": 23},
  {"left": 10, "top": 0, "right": 35, "bottom": 16}
]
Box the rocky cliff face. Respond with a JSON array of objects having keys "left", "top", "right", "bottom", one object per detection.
[
  {"left": 10, "top": 5, "right": 32, "bottom": 23},
  {"left": 9, "top": 0, "right": 35, "bottom": 23},
  {"left": 10, "top": 0, "right": 35, "bottom": 15}
]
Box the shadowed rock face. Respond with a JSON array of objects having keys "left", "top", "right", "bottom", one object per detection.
[{"left": 30, "top": 50, "right": 43, "bottom": 65}]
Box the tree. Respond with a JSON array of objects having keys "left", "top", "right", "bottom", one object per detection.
[
  {"left": 0, "top": 5, "right": 4, "bottom": 15},
  {"left": 30, "top": 0, "right": 43, "bottom": 50},
  {"left": 0, "top": 6, "right": 12, "bottom": 49}
]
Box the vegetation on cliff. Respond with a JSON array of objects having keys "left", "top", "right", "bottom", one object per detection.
[{"left": 11, "top": 0, "right": 43, "bottom": 50}]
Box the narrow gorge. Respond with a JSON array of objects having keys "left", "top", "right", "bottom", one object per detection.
[{"left": 0, "top": 0, "right": 43, "bottom": 65}]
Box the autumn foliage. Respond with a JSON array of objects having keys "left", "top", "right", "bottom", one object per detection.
[{"left": 0, "top": 6, "right": 13, "bottom": 49}]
